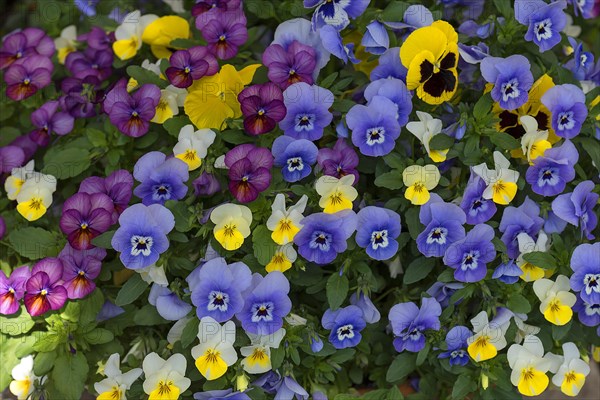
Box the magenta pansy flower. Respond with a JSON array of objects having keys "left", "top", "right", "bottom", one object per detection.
[
  {"left": 4, "top": 55, "right": 53, "bottom": 101},
  {"left": 238, "top": 83, "right": 286, "bottom": 135},
  {"left": 79, "top": 169, "right": 134, "bottom": 223},
  {"left": 103, "top": 80, "right": 161, "bottom": 137},
  {"left": 166, "top": 46, "right": 219, "bottom": 88},
  {"left": 29, "top": 101, "right": 75, "bottom": 146},
  {"left": 0, "top": 27, "right": 55, "bottom": 70},
  {"left": 225, "top": 144, "right": 274, "bottom": 203},
  {"left": 60, "top": 192, "right": 115, "bottom": 250},
  {"left": 24, "top": 258, "right": 67, "bottom": 317},
  {"left": 60, "top": 251, "right": 102, "bottom": 299},
  {"left": 198, "top": 10, "right": 248, "bottom": 60},
  {"left": 0, "top": 266, "right": 30, "bottom": 315}
]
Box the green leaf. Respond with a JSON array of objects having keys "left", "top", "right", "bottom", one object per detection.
[
  {"left": 115, "top": 274, "right": 149, "bottom": 306},
  {"left": 43, "top": 147, "right": 91, "bottom": 179},
  {"left": 84, "top": 328, "right": 114, "bottom": 344},
  {"left": 220, "top": 129, "right": 254, "bottom": 145},
  {"left": 134, "top": 304, "right": 170, "bottom": 325},
  {"left": 473, "top": 93, "right": 493, "bottom": 121},
  {"left": 416, "top": 342, "right": 430, "bottom": 366},
  {"left": 374, "top": 171, "right": 403, "bottom": 190},
  {"left": 506, "top": 294, "right": 531, "bottom": 314},
  {"left": 91, "top": 230, "right": 115, "bottom": 249},
  {"left": 381, "top": 1, "right": 410, "bottom": 22},
  {"left": 523, "top": 251, "right": 557, "bottom": 270},
  {"left": 405, "top": 207, "right": 421, "bottom": 240},
  {"left": 451, "top": 374, "right": 477, "bottom": 399},
  {"left": 163, "top": 116, "right": 191, "bottom": 137},
  {"left": 552, "top": 321, "right": 572, "bottom": 341},
  {"left": 383, "top": 153, "right": 405, "bottom": 170},
  {"left": 34, "top": 350, "right": 56, "bottom": 375},
  {"left": 403, "top": 257, "right": 436, "bottom": 285},
  {"left": 331, "top": 77, "right": 353, "bottom": 92},
  {"left": 79, "top": 289, "right": 105, "bottom": 326},
  {"left": 165, "top": 200, "right": 193, "bottom": 233},
  {"left": 9, "top": 227, "right": 58, "bottom": 260},
  {"left": 181, "top": 318, "right": 199, "bottom": 348},
  {"left": 126, "top": 65, "right": 167, "bottom": 88},
  {"left": 388, "top": 386, "right": 404, "bottom": 400},
  {"left": 429, "top": 134, "right": 455, "bottom": 150},
  {"left": 32, "top": 332, "right": 62, "bottom": 352},
  {"left": 252, "top": 225, "right": 278, "bottom": 265},
  {"left": 326, "top": 273, "right": 349, "bottom": 310},
  {"left": 0, "top": 306, "right": 35, "bottom": 336},
  {"left": 320, "top": 72, "right": 339, "bottom": 88},
  {"left": 52, "top": 353, "right": 89, "bottom": 400},
  {"left": 386, "top": 353, "right": 417, "bottom": 383},
  {"left": 85, "top": 128, "right": 108, "bottom": 147},
  {"left": 579, "top": 137, "right": 600, "bottom": 173},
  {"left": 270, "top": 346, "right": 285, "bottom": 370},
  {"left": 489, "top": 131, "right": 520, "bottom": 150}
]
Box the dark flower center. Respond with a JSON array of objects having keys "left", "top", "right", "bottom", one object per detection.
[
  {"left": 251, "top": 302, "right": 274, "bottom": 322},
  {"left": 336, "top": 324, "right": 354, "bottom": 340}
]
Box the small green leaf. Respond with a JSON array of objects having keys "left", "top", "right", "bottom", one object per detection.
[
  {"left": 489, "top": 131, "right": 520, "bottom": 150},
  {"left": 84, "top": 328, "right": 114, "bottom": 344},
  {"left": 429, "top": 134, "right": 455, "bottom": 150},
  {"left": 405, "top": 207, "right": 422, "bottom": 240},
  {"left": 164, "top": 116, "right": 191, "bottom": 137},
  {"left": 374, "top": 171, "right": 403, "bottom": 190},
  {"left": 252, "top": 225, "right": 278, "bottom": 265},
  {"left": 9, "top": 227, "right": 58, "bottom": 260},
  {"left": 115, "top": 274, "right": 149, "bottom": 306},
  {"left": 523, "top": 251, "right": 557, "bottom": 270},
  {"left": 326, "top": 273, "right": 349, "bottom": 310},
  {"left": 133, "top": 304, "right": 171, "bottom": 325},
  {"left": 165, "top": 200, "right": 192, "bottom": 233},
  {"left": 52, "top": 353, "right": 89, "bottom": 400},
  {"left": 43, "top": 147, "right": 91, "bottom": 179},
  {"left": 451, "top": 374, "right": 477, "bottom": 399},
  {"left": 331, "top": 77, "right": 353, "bottom": 92},
  {"left": 507, "top": 294, "right": 531, "bottom": 314},
  {"left": 383, "top": 153, "right": 405, "bottom": 169},
  {"left": 386, "top": 353, "right": 417, "bottom": 383},
  {"left": 387, "top": 386, "right": 404, "bottom": 400},
  {"left": 473, "top": 93, "right": 493, "bottom": 121},
  {"left": 0, "top": 306, "right": 35, "bottom": 336},
  {"left": 34, "top": 350, "right": 56, "bottom": 375},
  {"left": 552, "top": 321, "right": 572, "bottom": 341},
  {"left": 320, "top": 72, "right": 339, "bottom": 88},
  {"left": 181, "top": 318, "right": 199, "bottom": 348},
  {"left": 126, "top": 65, "right": 167, "bottom": 88},
  {"left": 416, "top": 342, "right": 430, "bottom": 366},
  {"left": 91, "top": 230, "right": 115, "bottom": 249},
  {"left": 32, "top": 332, "right": 62, "bottom": 352},
  {"left": 579, "top": 137, "right": 600, "bottom": 173},
  {"left": 403, "top": 257, "right": 436, "bottom": 285}
]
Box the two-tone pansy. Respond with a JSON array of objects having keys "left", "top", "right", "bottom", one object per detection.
[
  {"left": 142, "top": 353, "right": 190, "bottom": 400},
  {"left": 173, "top": 125, "right": 216, "bottom": 171},
  {"left": 210, "top": 203, "right": 253, "bottom": 251},
  {"left": 241, "top": 328, "right": 286, "bottom": 374},
  {"left": 266, "top": 194, "right": 308, "bottom": 245},
  {"left": 191, "top": 317, "right": 238, "bottom": 380}
]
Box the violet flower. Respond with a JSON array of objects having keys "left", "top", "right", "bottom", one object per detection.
[
  {"left": 274, "top": 376, "right": 309, "bottom": 400},
  {"left": 361, "top": 21, "right": 389, "bottom": 55},
  {"left": 4, "top": 55, "right": 53, "bottom": 101},
  {"left": 443, "top": 224, "right": 496, "bottom": 283},
  {"left": 238, "top": 83, "right": 286, "bottom": 135},
  {"left": 29, "top": 101, "right": 74, "bottom": 146},
  {"left": 382, "top": 5, "right": 433, "bottom": 33},
  {"left": 194, "top": 389, "right": 251, "bottom": 400},
  {"left": 541, "top": 84, "right": 588, "bottom": 139},
  {"left": 60, "top": 250, "right": 102, "bottom": 299},
  {"left": 192, "top": 0, "right": 241, "bottom": 17},
  {"left": 0, "top": 266, "right": 30, "bottom": 315},
  {"left": 347, "top": 96, "right": 400, "bottom": 157},
  {"left": 564, "top": 37, "right": 595, "bottom": 81},
  {"left": 417, "top": 194, "right": 466, "bottom": 258},
  {"left": 24, "top": 258, "right": 67, "bottom": 317},
  {"left": 0, "top": 27, "right": 55, "bottom": 70},
  {"left": 364, "top": 78, "right": 412, "bottom": 127},
  {"left": 460, "top": 172, "right": 497, "bottom": 225},
  {"left": 60, "top": 75, "right": 102, "bottom": 118},
  {"left": 166, "top": 46, "right": 219, "bottom": 88},
  {"left": 75, "top": 0, "right": 99, "bottom": 16},
  {"left": 148, "top": 284, "right": 192, "bottom": 321},
  {"left": 0, "top": 216, "right": 5, "bottom": 240},
  {"left": 316, "top": 138, "right": 359, "bottom": 183},
  {"left": 0, "top": 145, "right": 25, "bottom": 174},
  {"left": 103, "top": 80, "right": 161, "bottom": 137},
  {"left": 224, "top": 144, "right": 274, "bottom": 203},
  {"left": 280, "top": 82, "right": 333, "bottom": 141},
  {"left": 79, "top": 169, "right": 134, "bottom": 223},
  {"left": 492, "top": 259, "right": 523, "bottom": 284},
  {"left": 480, "top": 54, "right": 533, "bottom": 110},
  {"left": 305, "top": 0, "right": 370, "bottom": 31},
  {"left": 552, "top": 180, "right": 598, "bottom": 240},
  {"left": 193, "top": 172, "right": 221, "bottom": 196},
  {"left": 573, "top": 296, "right": 599, "bottom": 328},
  {"left": 370, "top": 47, "right": 407, "bottom": 81},
  {"left": 388, "top": 297, "right": 441, "bottom": 352},
  {"left": 79, "top": 26, "right": 112, "bottom": 50},
  {"left": 96, "top": 300, "right": 125, "bottom": 322},
  {"left": 322, "top": 305, "right": 366, "bottom": 349},
  {"left": 499, "top": 198, "right": 544, "bottom": 259},
  {"left": 569, "top": 243, "right": 600, "bottom": 305},
  {"left": 355, "top": 206, "right": 401, "bottom": 261},
  {"left": 133, "top": 151, "right": 189, "bottom": 206},
  {"left": 426, "top": 282, "right": 463, "bottom": 308},
  {"left": 60, "top": 192, "right": 114, "bottom": 250},
  {"left": 526, "top": 140, "right": 579, "bottom": 197},
  {"left": 515, "top": 0, "right": 567, "bottom": 52},
  {"left": 458, "top": 20, "right": 494, "bottom": 39},
  {"left": 438, "top": 325, "right": 471, "bottom": 366},
  {"left": 272, "top": 136, "right": 318, "bottom": 182},
  {"left": 350, "top": 292, "right": 381, "bottom": 324},
  {"left": 198, "top": 10, "right": 248, "bottom": 60},
  {"left": 263, "top": 41, "right": 317, "bottom": 89},
  {"left": 319, "top": 25, "right": 359, "bottom": 64},
  {"left": 65, "top": 47, "right": 113, "bottom": 81}
]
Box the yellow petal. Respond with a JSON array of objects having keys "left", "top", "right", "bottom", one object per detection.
[
  {"left": 185, "top": 91, "right": 233, "bottom": 130},
  {"left": 529, "top": 140, "right": 551, "bottom": 162},
  {"left": 400, "top": 25, "right": 448, "bottom": 68},
  {"left": 112, "top": 38, "right": 139, "bottom": 60},
  {"left": 17, "top": 199, "right": 47, "bottom": 221},
  {"left": 238, "top": 64, "right": 262, "bottom": 86},
  {"left": 195, "top": 351, "right": 228, "bottom": 381},
  {"left": 543, "top": 301, "right": 573, "bottom": 325},
  {"left": 406, "top": 50, "right": 435, "bottom": 90},
  {"left": 491, "top": 180, "right": 517, "bottom": 205},
  {"left": 271, "top": 219, "right": 300, "bottom": 245},
  {"left": 175, "top": 151, "right": 202, "bottom": 171},
  {"left": 429, "top": 148, "right": 449, "bottom": 163},
  {"left": 405, "top": 184, "right": 430, "bottom": 206},
  {"left": 97, "top": 388, "right": 122, "bottom": 400},
  {"left": 517, "top": 368, "right": 549, "bottom": 397},
  {"left": 9, "top": 379, "right": 31, "bottom": 399},
  {"left": 266, "top": 252, "right": 292, "bottom": 273},
  {"left": 520, "top": 263, "right": 546, "bottom": 282},
  {"left": 149, "top": 382, "right": 180, "bottom": 400},
  {"left": 142, "top": 16, "right": 189, "bottom": 47},
  {"left": 5, "top": 176, "right": 24, "bottom": 200},
  {"left": 320, "top": 190, "right": 354, "bottom": 213},
  {"left": 561, "top": 372, "right": 585, "bottom": 397},
  {"left": 430, "top": 20, "right": 458, "bottom": 43},
  {"left": 467, "top": 336, "right": 497, "bottom": 362},
  {"left": 57, "top": 46, "right": 75, "bottom": 64},
  {"left": 215, "top": 226, "right": 245, "bottom": 251}
]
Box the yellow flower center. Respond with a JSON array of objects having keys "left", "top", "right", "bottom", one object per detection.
[
  {"left": 29, "top": 198, "right": 43, "bottom": 210},
  {"left": 40, "top": 289, "right": 48, "bottom": 296},
  {"left": 223, "top": 224, "right": 237, "bottom": 237},
  {"left": 467, "top": 335, "right": 497, "bottom": 362},
  {"left": 149, "top": 380, "right": 179, "bottom": 400}
]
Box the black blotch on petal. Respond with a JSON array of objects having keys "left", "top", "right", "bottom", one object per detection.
[
  {"left": 440, "top": 51, "right": 457, "bottom": 70},
  {"left": 419, "top": 60, "right": 434, "bottom": 84},
  {"left": 422, "top": 69, "right": 456, "bottom": 98}
]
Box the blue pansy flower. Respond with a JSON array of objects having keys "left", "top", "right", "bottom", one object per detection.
[
  {"left": 322, "top": 305, "right": 366, "bottom": 349},
  {"left": 382, "top": 4, "right": 433, "bottom": 33},
  {"left": 541, "top": 84, "right": 588, "bottom": 138},
  {"left": 460, "top": 172, "right": 497, "bottom": 225},
  {"left": 361, "top": 21, "right": 389, "bottom": 55},
  {"left": 458, "top": 20, "right": 495, "bottom": 39},
  {"left": 346, "top": 96, "right": 400, "bottom": 156},
  {"left": 148, "top": 284, "right": 192, "bottom": 321},
  {"left": 364, "top": 78, "right": 412, "bottom": 127},
  {"left": 565, "top": 37, "right": 595, "bottom": 80},
  {"left": 304, "top": 0, "right": 370, "bottom": 31},
  {"left": 499, "top": 197, "right": 544, "bottom": 259},
  {"left": 417, "top": 194, "right": 466, "bottom": 258},
  {"left": 573, "top": 296, "right": 600, "bottom": 328},
  {"left": 526, "top": 139, "right": 579, "bottom": 196},
  {"left": 355, "top": 206, "right": 401, "bottom": 261},
  {"left": 280, "top": 82, "right": 334, "bottom": 141},
  {"left": 194, "top": 389, "right": 251, "bottom": 400},
  {"left": 426, "top": 281, "right": 464, "bottom": 308},
  {"left": 544, "top": 210, "right": 568, "bottom": 234},
  {"left": 443, "top": 224, "right": 496, "bottom": 283},
  {"left": 370, "top": 47, "right": 407, "bottom": 81},
  {"left": 492, "top": 259, "right": 523, "bottom": 284},
  {"left": 438, "top": 325, "right": 472, "bottom": 366},
  {"left": 133, "top": 151, "right": 189, "bottom": 205},
  {"left": 570, "top": 0, "right": 595, "bottom": 18},
  {"left": 480, "top": 54, "right": 533, "bottom": 110},
  {"left": 389, "top": 297, "right": 441, "bottom": 352},
  {"left": 111, "top": 204, "right": 175, "bottom": 270},
  {"left": 569, "top": 243, "right": 600, "bottom": 305},
  {"left": 350, "top": 292, "right": 381, "bottom": 323},
  {"left": 319, "top": 25, "right": 359, "bottom": 64},
  {"left": 515, "top": 0, "right": 567, "bottom": 52},
  {"left": 457, "top": 42, "right": 490, "bottom": 65},
  {"left": 75, "top": 0, "right": 99, "bottom": 16},
  {"left": 188, "top": 257, "right": 252, "bottom": 322},
  {"left": 272, "top": 136, "right": 319, "bottom": 182},
  {"left": 552, "top": 180, "right": 598, "bottom": 240},
  {"left": 310, "top": 336, "right": 324, "bottom": 353}
]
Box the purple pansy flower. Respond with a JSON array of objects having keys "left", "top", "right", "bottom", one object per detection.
[
  {"left": 544, "top": 210, "right": 568, "bottom": 234},
  {"left": 426, "top": 282, "right": 464, "bottom": 308},
  {"left": 570, "top": 243, "right": 600, "bottom": 305},
  {"left": 382, "top": 5, "right": 433, "bottom": 32},
  {"left": 350, "top": 292, "right": 380, "bottom": 324},
  {"left": 97, "top": 300, "right": 125, "bottom": 322},
  {"left": 133, "top": 152, "right": 189, "bottom": 206},
  {"left": 480, "top": 54, "right": 533, "bottom": 110},
  {"left": 192, "top": 0, "right": 241, "bottom": 17},
  {"left": 79, "top": 169, "right": 134, "bottom": 223},
  {"left": 316, "top": 138, "right": 359, "bottom": 183},
  {"left": 565, "top": 37, "right": 595, "bottom": 81},
  {"left": 364, "top": 78, "right": 412, "bottom": 127},
  {"left": 224, "top": 144, "right": 274, "bottom": 203},
  {"left": 322, "top": 305, "right": 367, "bottom": 349},
  {"left": 515, "top": 0, "right": 567, "bottom": 52},
  {"left": 499, "top": 198, "right": 544, "bottom": 259},
  {"left": 29, "top": 101, "right": 74, "bottom": 146},
  {"left": 492, "top": 259, "right": 523, "bottom": 284},
  {"left": 310, "top": 336, "right": 324, "bottom": 353},
  {"left": 569, "top": 0, "right": 595, "bottom": 18},
  {"left": 148, "top": 284, "right": 193, "bottom": 321},
  {"left": 526, "top": 139, "right": 579, "bottom": 196},
  {"left": 0, "top": 145, "right": 25, "bottom": 174},
  {"left": 59, "top": 242, "right": 107, "bottom": 262},
  {"left": 272, "top": 136, "right": 318, "bottom": 182},
  {"left": 194, "top": 389, "right": 251, "bottom": 400},
  {"left": 458, "top": 20, "right": 494, "bottom": 39},
  {"left": 573, "top": 296, "right": 600, "bottom": 327},
  {"left": 319, "top": 25, "right": 359, "bottom": 64},
  {"left": 166, "top": 46, "right": 219, "bottom": 88},
  {"left": 79, "top": 26, "right": 112, "bottom": 50},
  {"left": 0, "top": 266, "right": 30, "bottom": 315},
  {"left": 263, "top": 41, "right": 317, "bottom": 89},
  {"left": 355, "top": 206, "right": 401, "bottom": 261},
  {"left": 188, "top": 257, "right": 252, "bottom": 322},
  {"left": 0, "top": 27, "right": 54, "bottom": 70},
  {"left": 236, "top": 272, "right": 291, "bottom": 335},
  {"left": 305, "top": 0, "right": 370, "bottom": 31},
  {"left": 552, "top": 180, "right": 598, "bottom": 240},
  {"left": 443, "top": 224, "right": 496, "bottom": 283},
  {"left": 458, "top": 42, "right": 490, "bottom": 65},
  {"left": 0, "top": 216, "right": 5, "bottom": 240},
  {"left": 438, "top": 325, "right": 472, "bottom": 366},
  {"left": 294, "top": 211, "right": 357, "bottom": 265},
  {"left": 258, "top": 373, "right": 309, "bottom": 400},
  {"left": 103, "top": 80, "right": 160, "bottom": 137},
  {"left": 60, "top": 75, "right": 101, "bottom": 118},
  {"left": 65, "top": 47, "right": 113, "bottom": 81},
  {"left": 238, "top": 83, "right": 287, "bottom": 135},
  {"left": 60, "top": 192, "right": 115, "bottom": 250},
  {"left": 370, "top": 47, "right": 407, "bottom": 81},
  {"left": 24, "top": 258, "right": 67, "bottom": 317},
  {"left": 541, "top": 84, "right": 588, "bottom": 139},
  {"left": 417, "top": 195, "right": 466, "bottom": 258},
  {"left": 460, "top": 172, "right": 497, "bottom": 225},
  {"left": 111, "top": 203, "right": 175, "bottom": 270},
  {"left": 4, "top": 55, "right": 52, "bottom": 101},
  {"left": 198, "top": 11, "right": 248, "bottom": 60},
  {"left": 347, "top": 96, "right": 400, "bottom": 157},
  {"left": 388, "top": 297, "right": 441, "bottom": 353},
  {"left": 193, "top": 172, "right": 221, "bottom": 196},
  {"left": 361, "top": 21, "right": 389, "bottom": 55},
  {"left": 60, "top": 250, "right": 102, "bottom": 299}
]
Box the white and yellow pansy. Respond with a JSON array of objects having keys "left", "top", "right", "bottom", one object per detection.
[
  {"left": 142, "top": 352, "right": 190, "bottom": 400},
  {"left": 533, "top": 274, "right": 577, "bottom": 326},
  {"left": 316, "top": 175, "right": 357, "bottom": 213},
  {"left": 241, "top": 328, "right": 286, "bottom": 374},
  {"left": 9, "top": 355, "right": 38, "bottom": 400},
  {"left": 266, "top": 244, "right": 297, "bottom": 273},
  {"left": 516, "top": 231, "right": 550, "bottom": 282},
  {"left": 94, "top": 353, "right": 142, "bottom": 400},
  {"left": 4, "top": 160, "right": 34, "bottom": 200},
  {"left": 550, "top": 342, "right": 591, "bottom": 397},
  {"left": 173, "top": 125, "right": 216, "bottom": 171},
  {"left": 54, "top": 25, "right": 77, "bottom": 64},
  {"left": 507, "top": 335, "right": 553, "bottom": 397},
  {"left": 520, "top": 115, "right": 552, "bottom": 164},
  {"left": 211, "top": 203, "right": 253, "bottom": 251},
  {"left": 15, "top": 172, "right": 57, "bottom": 222},
  {"left": 266, "top": 194, "right": 308, "bottom": 245},
  {"left": 473, "top": 151, "right": 520, "bottom": 205},
  {"left": 191, "top": 317, "right": 237, "bottom": 381},
  {"left": 402, "top": 164, "right": 440, "bottom": 205},
  {"left": 113, "top": 10, "right": 158, "bottom": 61},
  {"left": 406, "top": 111, "right": 449, "bottom": 162},
  {"left": 467, "top": 311, "right": 509, "bottom": 362}
]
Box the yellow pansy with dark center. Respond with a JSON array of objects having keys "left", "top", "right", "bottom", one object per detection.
[{"left": 400, "top": 21, "right": 459, "bottom": 105}]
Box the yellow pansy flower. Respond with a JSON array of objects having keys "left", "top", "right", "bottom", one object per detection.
[
  {"left": 266, "top": 194, "right": 307, "bottom": 245},
  {"left": 472, "top": 151, "right": 519, "bottom": 205},
  {"left": 15, "top": 173, "right": 57, "bottom": 222},
  {"left": 4, "top": 160, "right": 34, "bottom": 200},
  {"left": 406, "top": 111, "right": 450, "bottom": 162},
  {"left": 152, "top": 87, "right": 181, "bottom": 124},
  {"left": 551, "top": 342, "right": 591, "bottom": 397},
  {"left": 402, "top": 164, "right": 440, "bottom": 205},
  {"left": 240, "top": 328, "right": 285, "bottom": 374},
  {"left": 142, "top": 353, "right": 190, "bottom": 400},
  {"left": 94, "top": 353, "right": 142, "bottom": 400},
  {"left": 266, "top": 244, "right": 297, "bottom": 273},
  {"left": 173, "top": 125, "right": 216, "bottom": 171},
  {"left": 211, "top": 203, "right": 252, "bottom": 251},
  {"left": 191, "top": 318, "right": 237, "bottom": 380},
  {"left": 516, "top": 232, "right": 549, "bottom": 282},
  {"left": 519, "top": 116, "right": 551, "bottom": 164},
  {"left": 316, "top": 175, "right": 357, "bottom": 213},
  {"left": 184, "top": 64, "right": 261, "bottom": 130},
  {"left": 533, "top": 275, "right": 577, "bottom": 326},
  {"left": 507, "top": 335, "right": 552, "bottom": 397},
  {"left": 113, "top": 10, "right": 158, "bottom": 61},
  {"left": 142, "top": 16, "right": 190, "bottom": 59},
  {"left": 467, "top": 311, "right": 509, "bottom": 362}
]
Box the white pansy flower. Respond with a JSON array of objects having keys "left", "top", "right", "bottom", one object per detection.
[
  {"left": 519, "top": 116, "right": 551, "bottom": 163},
  {"left": 467, "top": 311, "right": 509, "bottom": 362},
  {"left": 94, "top": 353, "right": 142, "bottom": 400},
  {"left": 507, "top": 335, "right": 553, "bottom": 397},
  {"left": 241, "top": 328, "right": 286, "bottom": 374},
  {"left": 472, "top": 151, "right": 520, "bottom": 205},
  {"left": 173, "top": 125, "right": 216, "bottom": 171},
  {"left": 9, "top": 355, "right": 38, "bottom": 400},
  {"left": 551, "top": 342, "right": 591, "bottom": 397},
  {"left": 266, "top": 194, "right": 308, "bottom": 245},
  {"left": 533, "top": 274, "right": 577, "bottom": 326},
  {"left": 406, "top": 111, "right": 449, "bottom": 162},
  {"left": 55, "top": 25, "right": 77, "bottom": 64},
  {"left": 142, "top": 352, "right": 190, "bottom": 400},
  {"left": 191, "top": 317, "right": 237, "bottom": 381},
  {"left": 516, "top": 231, "right": 549, "bottom": 282},
  {"left": 113, "top": 10, "right": 158, "bottom": 60}
]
